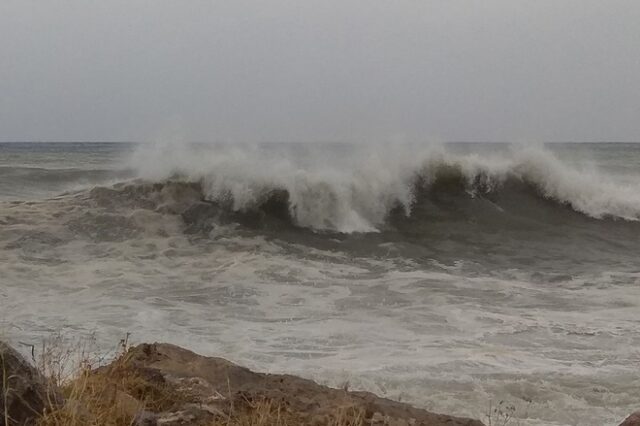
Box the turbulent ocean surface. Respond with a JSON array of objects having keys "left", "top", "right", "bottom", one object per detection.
[{"left": 2, "top": 142, "right": 640, "bottom": 425}]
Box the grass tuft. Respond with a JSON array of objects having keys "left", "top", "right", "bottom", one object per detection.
[{"left": 19, "top": 335, "right": 368, "bottom": 426}]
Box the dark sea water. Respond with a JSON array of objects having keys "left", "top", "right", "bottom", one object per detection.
[{"left": 1, "top": 141, "right": 640, "bottom": 425}]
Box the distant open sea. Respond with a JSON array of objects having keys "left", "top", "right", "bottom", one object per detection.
[{"left": 2, "top": 141, "right": 640, "bottom": 425}]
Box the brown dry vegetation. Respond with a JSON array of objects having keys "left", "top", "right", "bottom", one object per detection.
[
  {"left": 35, "top": 359, "right": 366, "bottom": 426},
  {"left": 2, "top": 336, "right": 485, "bottom": 426},
  {"left": 15, "top": 338, "right": 364, "bottom": 426}
]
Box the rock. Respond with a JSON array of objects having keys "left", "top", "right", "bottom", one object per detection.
[
  {"left": 0, "top": 341, "right": 51, "bottom": 425},
  {"left": 620, "top": 411, "right": 640, "bottom": 426},
  {"left": 120, "top": 343, "right": 484, "bottom": 426}
]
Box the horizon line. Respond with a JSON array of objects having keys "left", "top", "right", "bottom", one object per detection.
[{"left": 1, "top": 140, "right": 640, "bottom": 144}]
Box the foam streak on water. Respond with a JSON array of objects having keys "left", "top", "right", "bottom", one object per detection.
[{"left": 1, "top": 142, "right": 640, "bottom": 426}]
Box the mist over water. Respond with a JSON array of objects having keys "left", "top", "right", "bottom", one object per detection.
[{"left": 2, "top": 142, "right": 640, "bottom": 426}]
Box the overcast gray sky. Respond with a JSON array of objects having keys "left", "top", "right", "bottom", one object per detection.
[{"left": 1, "top": 1, "right": 639, "bottom": 143}]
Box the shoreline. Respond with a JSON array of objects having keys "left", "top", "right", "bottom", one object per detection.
[
  {"left": 3, "top": 339, "right": 639, "bottom": 425},
  {"left": 2, "top": 340, "right": 485, "bottom": 426}
]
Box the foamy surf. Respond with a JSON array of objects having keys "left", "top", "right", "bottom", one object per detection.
[
  {"left": 2, "top": 142, "right": 640, "bottom": 426},
  {"left": 129, "top": 142, "right": 640, "bottom": 232}
]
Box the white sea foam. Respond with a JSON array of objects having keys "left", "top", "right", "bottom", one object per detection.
[
  {"left": 4, "top": 142, "right": 640, "bottom": 426},
  {"left": 130, "top": 142, "right": 640, "bottom": 232},
  {"left": 2, "top": 193, "right": 639, "bottom": 426}
]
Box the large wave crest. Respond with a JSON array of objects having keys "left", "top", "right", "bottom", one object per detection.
[{"left": 127, "top": 143, "right": 640, "bottom": 233}]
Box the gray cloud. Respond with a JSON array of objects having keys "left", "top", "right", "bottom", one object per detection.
[{"left": 1, "top": 0, "right": 639, "bottom": 142}]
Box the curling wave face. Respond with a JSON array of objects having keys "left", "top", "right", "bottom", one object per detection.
[{"left": 130, "top": 143, "right": 640, "bottom": 234}]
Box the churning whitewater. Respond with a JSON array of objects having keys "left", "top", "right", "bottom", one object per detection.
[
  {"left": 132, "top": 142, "right": 640, "bottom": 232},
  {"left": 1, "top": 142, "right": 640, "bottom": 426}
]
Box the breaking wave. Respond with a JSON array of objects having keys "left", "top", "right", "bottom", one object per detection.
[{"left": 112, "top": 143, "right": 640, "bottom": 233}]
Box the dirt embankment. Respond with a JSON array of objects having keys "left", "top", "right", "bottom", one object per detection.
[{"left": 3, "top": 340, "right": 486, "bottom": 425}]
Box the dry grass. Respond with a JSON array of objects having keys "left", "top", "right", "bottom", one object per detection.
[
  {"left": 484, "top": 399, "right": 532, "bottom": 426},
  {"left": 37, "top": 377, "right": 366, "bottom": 426},
  {"left": 36, "top": 335, "right": 185, "bottom": 426},
  {"left": 218, "top": 398, "right": 298, "bottom": 426},
  {"left": 2, "top": 347, "right": 11, "bottom": 426},
  {"left": 213, "top": 400, "right": 365, "bottom": 426},
  {"left": 36, "top": 367, "right": 164, "bottom": 425},
  {"left": 0, "top": 335, "right": 369, "bottom": 426}
]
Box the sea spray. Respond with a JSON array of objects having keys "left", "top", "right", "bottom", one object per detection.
[{"left": 129, "top": 142, "right": 640, "bottom": 232}]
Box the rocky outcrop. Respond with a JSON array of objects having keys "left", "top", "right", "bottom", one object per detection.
[
  {"left": 1, "top": 340, "right": 486, "bottom": 426},
  {"left": 620, "top": 411, "right": 640, "bottom": 426},
  {"left": 0, "top": 341, "right": 50, "bottom": 425},
  {"left": 118, "top": 343, "right": 484, "bottom": 426}
]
